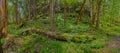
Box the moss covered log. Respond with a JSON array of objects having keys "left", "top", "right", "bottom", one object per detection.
[{"left": 20, "top": 27, "right": 96, "bottom": 43}]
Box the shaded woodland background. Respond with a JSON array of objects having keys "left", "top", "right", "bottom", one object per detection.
[{"left": 0, "top": 0, "right": 120, "bottom": 53}]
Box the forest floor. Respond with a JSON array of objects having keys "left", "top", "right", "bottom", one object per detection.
[
  {"left": 92, "top": 35, "right": 120, "bottom": 53},
  {"left": 3, "top": 17, "right": 120, "bottom": 53},
  {"left": 4, "top": 32, "right": 120, "bottom": 53},
  {"left": 106, "top": 36, "right": 120, "bottom": 52},
  {"left": 106, "top": 36, "right": 120, "bottom": 49}
]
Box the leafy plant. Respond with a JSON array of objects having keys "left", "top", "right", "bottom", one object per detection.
[{"left": 90, "top": 40, "right": 105, "bottom": 49}]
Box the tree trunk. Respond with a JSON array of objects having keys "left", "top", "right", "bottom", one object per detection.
[
  {"left": 75, "top": 0, "right": 86, "bottom": 24},
  {"left": 0, "top": 0, "right": 7, "bottom": 53},
  {"left": 96, "top": 0, "right": 102, "bottom": 28},
  {"left": 90, "top": 0, "right": 96, "bottom": 25},
  {"left": 63, "top": 0, "right": 67, "bottom": 26},
  {"left": 14, "top": 0, "right": 20, "bottom": 24},
  {"left": 50, "top": 0, "right": 55, "bottom": 31},
  {"left": 24, "top": 0, "right": 31, "bottom": 19},
  {"left": 28, "top": 0, "right": 31, "bottom": 19},
  {"left": 64, "top": 7, "right": 67, "bottom": 26},
  {"left": 0, "top": 0, "right": 7, "bottom": 38},
  {"left": 24, "top": 0, "right": 28, "bottom": 19},
  {"left": 90, "top": 0, "right": 93, "bottom": 25}
]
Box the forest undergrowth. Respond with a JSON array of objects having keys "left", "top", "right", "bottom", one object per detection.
[{"left": 3, "top": 16, "right": 120, "bottom": 53}]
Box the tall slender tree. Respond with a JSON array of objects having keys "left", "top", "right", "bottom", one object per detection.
[
  {"left": 76, "top": 0, "right": 86, "bottom": 24},
  {"left": 91, "top": 0, "right": 96, "bottom": 25},
  {"left": 13, "top": 0, "right": 20, "bottom": 24},
  {"left": 0, "top": 0, "right": 7, "bottom": 53},
  {"left": 90, "top": 0, "right": 93, "bottom": 25},
  {"left": 63, "top": 0, "right": 67, "bottom": 25},
  {"left": 0, "top": 0, "right": 7, "bottom": 38},
  {"left": 96, "top": 0, "right": 102, "bottom": 28},
  {"left": 50, "top": 0, "right": 55, "bottom": 31}
]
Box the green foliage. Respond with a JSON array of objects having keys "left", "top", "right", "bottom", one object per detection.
[
  {"left": 54, "top": 14, "right": 90, "bottom": 33},
  {"left": 110, "top": 48, "right": 119, "bottom": 53},
  {"left": 8, "top": 23, "right": 22, "bottom": 35},
  {"left": 90, "top": 40, "right": 105, "bottom": 49},
  {"left": 0, "top": 38, "right": 5, "bottom": 44},
  {"left": 6, "top": 15, "right": 120, "bottom": 53},
  {"left": 5, "top": 0, "right": 120, "bottom": 53},
  {"left": 61, "top": 0, "right": 78, "bottom": 8}
]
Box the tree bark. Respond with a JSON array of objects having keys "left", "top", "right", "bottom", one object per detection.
[
  {"left": 0, "top": 0, "right": 7, "bottom": 38},
  {"left": 90, "top": 0, "right": 96, "bottom": 25},
  {"left": 75, "top": 0, "right": 86, "bottom": 24},
  {"left": 49, "top": 0, "right": 55, "bottom": 31},
  {"left": 14, "top": 0, "right": 20, "bottom": 24},
  {"left": 90, "top": 0, "right": 93, "bottom": 25},
  {"left": 63, "top": 0, "right": 67, "bottom": 26},
  {"left": 0, "top": 0, "right": 7, "bottom": 53},
  {"left": 96, "top": 0, "right": 102, "bottom": 28}
]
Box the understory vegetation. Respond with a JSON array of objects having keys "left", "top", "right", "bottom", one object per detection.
[
  {"left": 0, "top": 0, "right": 120, "bottom": 53},
  {"left": 5, "top": 16, "right": 120, "bottom": 53}
]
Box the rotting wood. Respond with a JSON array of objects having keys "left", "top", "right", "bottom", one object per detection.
[{"left": 20, "top": 27, "right": 96, "bottom": 42}]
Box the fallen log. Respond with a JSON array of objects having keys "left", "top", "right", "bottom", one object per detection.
[{"left": 19, "top": 27, "right": 96, "bottom": 43}]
